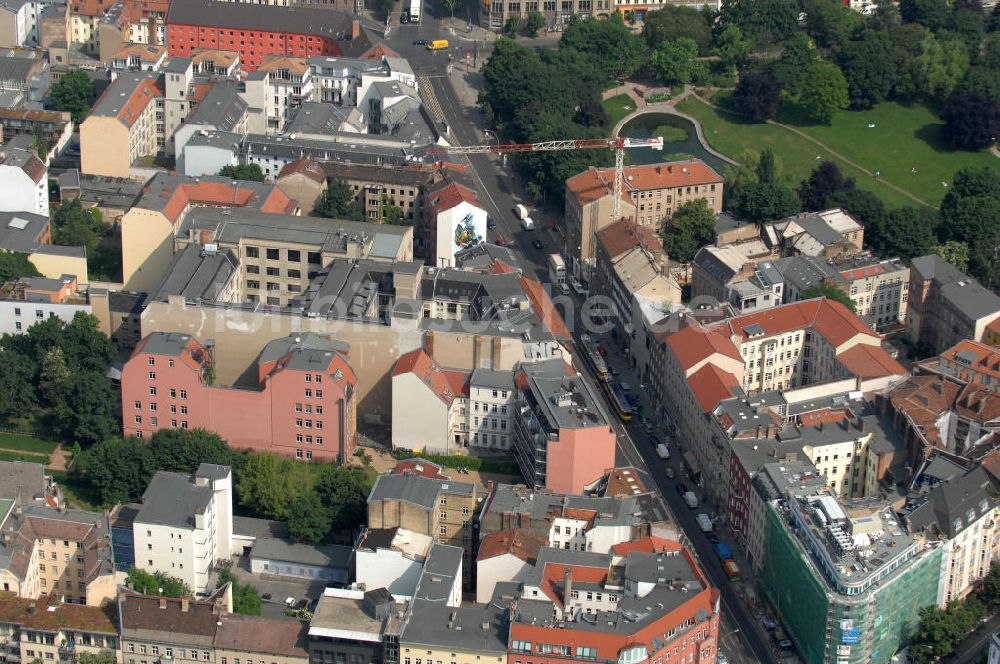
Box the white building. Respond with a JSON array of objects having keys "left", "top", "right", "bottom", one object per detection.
[
  {"left": 132, "top": 464, "right": 234, "bottom": 594},
  {"left": 0, "top": 144, "right": 48, "bottom": 216},
  {"left": 427, "top": 182, "right": 487, "bottom": 269},
  {"left": 0, "top": 0, "right": 41, "bottom": 48},
  {"left": 354, "top": 527, "right": 433, "bottom": 598},
  {"left": 257, "top": 55, "right": 313, "bottom": 132},
  {"left": 0, "top": 275, "right": 90, "bottom": 335}
]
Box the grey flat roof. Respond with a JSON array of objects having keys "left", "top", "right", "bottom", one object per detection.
[
  {"left": 0, "top": 210, "right": 48, "bottom": 252},
  {"left": 470, "top": 368, "right": 515, "bottom": 390},
  {"left": 367, "top": 473, "right": 473, "bottom": 510},
  {"left": 401, "top": 600, "right": 508, "bottom": 653},
  {"left": 251, "top": 537, "right": 351, "bottom": 568},
  {"left": 167, "top": 0, "right": 359, "bottom": 40},
  {"left": 90, "top": 71, "right": 158, "bottom": 119},
  {"left": 186, "top": 80, "right": 247, "bottom": 131},
  {"left": 136, "top": 471, "right": 213, "bottom": 529},
  {"left": 522, "top": 360, "right": 610, "bottom": 431},
  {"left": 77, "top": 173, "right": 144, "bottom": 209},
  {"left": 0, "top": 461, "right": 46, "bottom": 503},
  {"left": 412, "top": 543, "right": 463, "bottom": 602},
  {"left": 148, "top": 244, "right": 239, "bottom": 305},
  {"left": 233, "top": 516, "right": 289, "bottom": 540}
]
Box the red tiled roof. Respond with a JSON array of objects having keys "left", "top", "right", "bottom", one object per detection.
[
  {"left": 277, "top": 157, "right": 326, "bottom": 185},
  {"left": 565, "top": 167, "right": 633, "bottom": 207},
  {"left": 666, "top": 324, "right": 742, "bottom": 372},
  {"left": 610, "top": 536, "right": 683, "bottom": 556},
  {"left": 837, "top": 344, "right": 906, "bottom": 379},
  {"left": 477, "top": 530, "right": 546, "bottom": 563},
  {"left": 980, "top": 449, "right": 1000, "bottom": 483},
  {"left": 540, "top": 563, "right": 608, "bottom": 608},
  {"left": 118, "top": 78, "right": 162, "bottom": 128},
  {"left": 987, "top": 318, "right": 1000, "bottom": 342},
  {"left": 567, "top": 161, "right": 722, "bottom": 206},
  {"left": 428, "top": 182, "right": 480, "bottom": 216},
  {"left": 392, "top": 458, "right": 449, "bottom": 480},
  {"left": 687, "top": 363, "right": 741, "bottom": 412},
  {"left": 596, "top": 219, "right": 666, "bottom": 261},
  {"left": 720, "top": 299, "right": 875, "bottom": 348},
  {"left": 157, "top": 181, "right": 296, "bottom": 223},
  {"left": 519, "top": 275, "right": 572, "bottom": 341},
  {"left": 393, "top": 349, "right": 469, "bottom": 406},
  {"left": 934, "top": 339, "right": 1000, "bottom": 382},
  {"left": 800, "top": 408, "right": 850, "bottom": 428}
]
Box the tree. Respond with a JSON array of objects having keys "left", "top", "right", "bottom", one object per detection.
[
  {"left": 574, "top": 89, "right": 611, "bottom": 128},
  {"left": 217, "top": 164, "right": 265, "bottom": 182},
  {"left": 866, "top": 207, "right": 940, "bottom": 259},
  {"left": 804, "top": 0, "right": 864, "bottom": 49},
  {"left": 80, "top": 437, "right": 158, "bottom": 505},
  {"left": 559, "top": 15, "right": 647, "bottom": 83},
  {"left": 719, "top": 0, "right": 799, "bottom": 48},
  {"left": 713, "top": 25, "right": 752, "bottom": 72},
  {"left": 440, "top": 0, "right": 461, "bottom": 17},
  {"left": 504, "top": 15, "right": 522, "bottom": 36},
  {"left": 39, "top": 346, "right": 72, "bottom": 407},
  {"left": 755, "top": 148, "right": 778, "bottom": 184},
  {"left": 732, "top": 71, "right": 782, "bottom": 122},
  {"left": 942, "top": 93, "right": 1000, "bottom": 149},
  {"left": 317, "top": 178, "right": 363, "bottom": 221},
  {"left": 660, "top": 198, "right": 716, "bottom": 262},
  {"left": 0, "top": 251, "right": 40, "bottom": 283},
  {"left": 800, "top": 282, "right": 857, "bottom": 312},
  {"left": 947, "top": 6, "right": 986, "bottom": 55},
  {"left": 78, "top": 654, "right": 116, "bottom": 664},
  {"left": 827, "top": 188, "right": 885, "bottom": 236},
  {"left": 734, "top": 181, "right": 801, "bottom": 222},
  {"left": 126, "top": 568, "right": 191, "bottom": 597},
  {"left": 320, "top": 466, "right": 374, "bottom": 532},
  {"left": 216, "top": 569, "right": 262, "bottom": 615},
  {"left": 798, "top": 161, "right": 856, "bottom": 210},
  {"left": 909, "top": 598, "right": 986, "bottom": 663},
  {"left": 287, "top": 491, "right": 332, "bottom": 543},
  {"left": 798, "top": 61, "right": 850, "bottom": 123},
  {"left": 236, "top": 453, "right": 319, "bottom": 520},
  {"left": 900, "top": 0, "right": 950, "bottom": 31},
  {"left": 839, "top": 31, "right": 898, "bottom": 108},
  {"left": 773, "top": 33, "right": 817, "bottom": 95},
  {"left": 939, "top": 167, "right": 1000, "bottom": 287},
  {"left": 60, "top": 312, "right": 116, "bottom": 374},
  {"left": 0, "top": 350, "right": 36, "bottom": 420},
  {"left": 913, "top": 35, "right": 969, "bottom": 97},
  {"left": 52, "top": 199, "right": 110, "bottom": 256},
  {"left": 890, "top": 23, "right": 934, "bottom": 99},
  {"left": 149, "top": 429, "right": 241, "bottom": 473},
  {"left": 524, "top": 11, "right": 545, "bottom": 37},
  {"left": 49, "top": 69, "right": 96, "bottom": 124},
  {"left": 52, "top": 370, "right": 117, "bottom": 446},
  {"left": 936, "top": 240, "right": 970, "bottom": 270},
  {"left": 643, "top": 5, "right": 713, "bottom": 53},
  {"left": 649, "top": 37, "right": 704, "bottom": 85}
]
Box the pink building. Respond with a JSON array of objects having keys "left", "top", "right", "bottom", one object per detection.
[
  {"left": 121, "top": 331, "right": 357, "bottom": 462},
  {"left": 511, "top": 360, "right": 616, "bottom": 494}
]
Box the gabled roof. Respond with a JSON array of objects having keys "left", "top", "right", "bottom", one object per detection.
[
  {"left": 393, "top": 349, "right": 469, "bottom": 406},
  {"left": 665, "top": 324, "right": 742, "bottom": 372},
  {"left": 427, "top": 182, "right": 480, "bottom": 216},
  {"left": 595, "top": 219, "right": 665, "bottom": 261},
  {"left": 477, "top": 530, "right": 546, "bottom": 563},
  {"left": 277, "top": 157, "right": 326, "bottom": 185},
  {"left": 687, "top": 362, "right": 742, "bottom": 412},
  {"left": 837, "top": 344, "right": 906, "bottom": 379},
  {"left": 721, "top": 298, "right": 874, "bottom": 348}
]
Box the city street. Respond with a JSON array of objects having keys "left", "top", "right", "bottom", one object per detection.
[{"left": 374, "top": 7, "right": 781, "bottom": 663}]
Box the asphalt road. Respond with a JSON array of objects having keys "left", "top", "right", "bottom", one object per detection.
[{"left": 378, "top": 10, "right": 780, "bottom": 664}]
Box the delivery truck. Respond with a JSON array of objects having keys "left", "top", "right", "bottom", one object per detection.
[
  {"left": 714, "top": 542, "right": 732, "bottom": 560},
  {"left": 722, "top": 559, "right": 740, "bottom": 579},
  {"left": 683, "top": 491, "right": 698, "bottom": 509},
  {"left": 696, "top": 513, "right": 713, "bottom": 532}
]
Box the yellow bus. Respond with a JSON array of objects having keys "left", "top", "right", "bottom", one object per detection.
[{"left": 427, "top": 39, "right": 449, "bottom": 50}]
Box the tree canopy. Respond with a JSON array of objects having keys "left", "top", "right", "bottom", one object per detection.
[
  {"left": 318, "top": 178, "right": 363, "bottom": 221},
  {"left": 800, "top": 282, "right": 857, "bottom": 312},
  {"left": 661, "top": 199, "right": 716, "bottom": 263},
  {"left": 642, "top": 6, "right": 712, "bottom": 53},
  {"left": 126, "top": 568, "right": 191, "bottom": 597},
  {"left": 559, "top": 15, "right": 647, "bottom": 84},
  {"left": 217, "top": 569, "right": 262, "bottom": 615},
  {"left": 0, "top": 252, "right": 40, "bottom": 283},
  {"left": 798, "top": 161, "right": 856, "bottom": 210},
  {"left": 732, "top": 71, "right": 782, "bottom": 122},
  {"left": 218, "top": 164, "right": 265, "bottom": 182},
  {"left": 49, "top": 70, "right": 96, "bottom": 124},
  {"left": 719, "top": 0, "right": 800, "bottom": 48},
  {"left": 798, "top": 61, "right": 850, "bottom": 123}
]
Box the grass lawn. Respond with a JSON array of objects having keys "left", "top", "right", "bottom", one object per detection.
[
  {"left": 48, "top": 471, "right": 102, "bottom": 511},
  {"left": 603, "top": 93, "right": 637, "bottom": 128},
  {"left": 0, "top": 450, "right": 49, "bottom": 464},
  {"left": 678, "top": 95, "right": 998, "bottom": 209},
  {"left": 0, "top": 432, "right": 59, "bottom": 454}
]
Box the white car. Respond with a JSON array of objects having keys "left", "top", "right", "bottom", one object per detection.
[{"left": 717, "top": 653, "right": 729, "bottom": 664}]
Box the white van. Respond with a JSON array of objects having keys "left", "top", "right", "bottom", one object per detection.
[
  {"left": 521, "top": 217, "right": 535, "bottom": 231},
  {"left": 513, "top": 203, "right": 528, "bottom": 220},
  {"left": 656, "top": 443, "right": 670, "bottom": 460}
]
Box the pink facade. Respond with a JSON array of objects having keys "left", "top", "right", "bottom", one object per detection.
[
  {"left": 545, "top": 426, "right": 616, "bottom": 495},
  {"left": 121, "top": 333, "right": 356, "bottom": 462}
]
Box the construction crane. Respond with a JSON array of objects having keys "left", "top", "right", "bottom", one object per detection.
[{"left": 430, "top": 136, "right": 664, "bottom": 220}]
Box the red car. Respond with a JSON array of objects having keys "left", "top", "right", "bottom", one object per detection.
[
  {"left": 597, "top": 343, "right": 608, "bottom": 357},
  {"left": 495, "top": 236, "right": 506, "bottom": 246}
]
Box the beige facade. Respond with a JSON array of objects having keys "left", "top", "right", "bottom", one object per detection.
[
  {"left": 80, "top": 74, "right": 160, "bottom": 178},
  {"left": 120, "top": 206, "right": 175, "bottom": 292},
  {"left": 79, "top": 115, "right": 134, "bottom": 178},
  {"left": 0, "top": 595, "right": 119, "bottom": 664},
  {"left": 28, "top": 248, "right": 90, "bottom": 286}
]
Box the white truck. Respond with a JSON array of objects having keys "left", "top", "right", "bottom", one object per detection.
[
  {"left": 408, "top": 0, "right": 420, "bottom": 21},
  {"left": 656, "top": 443, "right": 670, "bottom": 460},
  {"left": 683, "top": 491, "right": 698, "bottom": 509},
  {"left": 696, "top": 513, "right": 713, "bottom": 533}
]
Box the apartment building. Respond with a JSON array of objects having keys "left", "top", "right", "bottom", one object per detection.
[
  {"left": 321, "top": 162, "right": 432, "bottom": 225},
  {"left": 117, "top": 173, "right": 297, "bottom": 292},
  {"left": 0, "top": 0, "right": 42, "bottom": 47},
  {"left": 308, "top": 587, "right": 407, "bottom": 664},
  {"left": 511, "top": 360, "right": 616, "bottom": 495},
  {"left": 768, "top": 209, "right": 864, "bottom": 259},
  {"left": 0, "top": 274, "right": 90, "bottom": 335},
  {"left": 478, "top": 0, "right": 615, "bottom": 32},
  {"left": 79, "top": 71, "right": 161, "bottom": 178},
  {"left": 214, "top": 615, "right": 309, "bottom": 664},
  {"left": 501, "top": 538, "right": 721, "bottom": 664},
  {"left": 564, "top": 161, "right": 722, "bottom": 283},
  {"left": 121, "top": 332, "right": 358, "bottom": 463},
  {"left": 691, "top": 245, "right": 759, "bottom": 306},
  {"left": 391, "top": 349, "right": 471, "bottom": 454},
  {"left": 0, "top": 108, "right": 72, "bottom": 151},
  {"left": 593, "top": 219, "right": 680, "bottom": 339},
  {"left": 256, "top": 55, "right": 312, "bottom": 130},
  {"left": 915, "top": 338, "right": 1000, "bottom": 389},
  {"left": 907, "top": 254, "right": 1000, "bottom": 354},
  {"left": 111, "top": 43, "right": 168, "bottom": 71},
  {"left": 0, "top": 504, "right": 118, "bottom": 606},
  {"left": 900, "top": 465, "right": 996, "bottom": 605},
  {"left": 172, "top": 79, "right": 249, "bottom": 162},
  {"left": 367, "top": 473, "right": 478, "bottom": 584},
  {"left": 132, "top": 464, "right": 233, "bottom": 594},
  {"left": 275, "top": 157, "right": 327, "bottom": 216},
  {"left": 0, "top": 595, "right": 119, "bottom": 664},
  {"left": 118, "top": 589, "right": 228, "bottom": 664},
  {"left": 426, "top": 181, "right": 487, "bottom": 268},
  {"left": 70, "top": 0, "right": 168, "bottom": 57},
  {"left": 165, "top": 0, "right": 373, "bottom": 71}
]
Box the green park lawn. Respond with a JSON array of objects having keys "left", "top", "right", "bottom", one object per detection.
[
  {"left": 0, "top": 432, "right": 59, "bottom": 454},
  {"left": 603, "top": 94, "right": 637, "bottom": 128},
  {"left": 677, "top": 95, "right": 1000, "bottom": 209}
]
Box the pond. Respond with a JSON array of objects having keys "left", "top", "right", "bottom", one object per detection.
[{"left": 619, "top": 113, "right": 729, "bottom": 175}]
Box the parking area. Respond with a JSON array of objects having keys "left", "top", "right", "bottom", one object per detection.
[{"left": 226, "top": 555, "right": 328, "bottom": 619}]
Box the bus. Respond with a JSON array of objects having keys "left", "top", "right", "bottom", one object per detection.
[
  {"left": 548, "top": 253, "right": 566, "bottom": 285},
  {"left": 408, "top": 0, "right": 420, "bottom": 21},
  {"left": 602, "top": 380, "right": 637, "bottom": 421},
  {"left": 577, "top": 334, "right": 607, "bottom": 381}
]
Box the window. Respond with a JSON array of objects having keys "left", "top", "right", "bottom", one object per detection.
[
  {"left": 287, "top": 250, "right": 301, "bottom": 262},
  {"left": 148, "top": 357, "right": 156, "bottom": 366},
  {"left": 246, "top": 246, "right": 259, "bottom": 258},
  {"left": 266, "top": 267, "right": 280, "bottom": 276},
  {"left": 135, "top": 415, "right": 142, "bottom": 424},
  {"left": 266, "top": 248, "right": 280, "bottom": 260},
  {"left": 149, "top": 371, "right": 156, "bottom": 379},
  {"left": 180, "top": 390, "right": 187, "bottom": 399},
  {"left": 134, "top": 401, "right": 141, "bottom": 409}
]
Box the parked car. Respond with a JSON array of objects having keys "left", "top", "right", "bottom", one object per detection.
[
  {"left": 777, "top": 640, "right": 794, "bottom": 651},
  {"left": 487, "top": 217, "right": 497, "bottom": 230},
  {"left": 619, "top": 382, "right": 632, "bottom": 392},
  {"left": 531, "top": 238, "right": 544, "bottom": 250},
  {"left": 664, "top": 467, "right": 675, "bottom": 479},
  {"left": 413, "top": 39, "right": 428, "bottom": 45},
  {"left": 284, "top": 597, "right": 296, "bottom": 607},
  {"left": 762, "top": 617, "right": 777, "bottom": 631},
  {"left": 261, "top": 593, "right": 272, "bottom": 601},
  {"left": 717, "top": 653, "right": 729, "bottom": 664},
  {"left": 642, "top": 419, "right": 654, "bottom": 435},
  {"left": 495, "top": 236, "right": 506, "bottom": 246},
  {"left": 558, "top": 283, "right": 571, "bottom": 296},
  {"left": 708, "top": 533, "right": 720, "bottom": 545},
  {"left": 296, "top": 599, "right": 309, "bottom": 609}
]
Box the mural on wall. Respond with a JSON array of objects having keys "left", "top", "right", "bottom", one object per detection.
[{"left": 453, "top": 212, "right": 483, "bottom": 251}]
